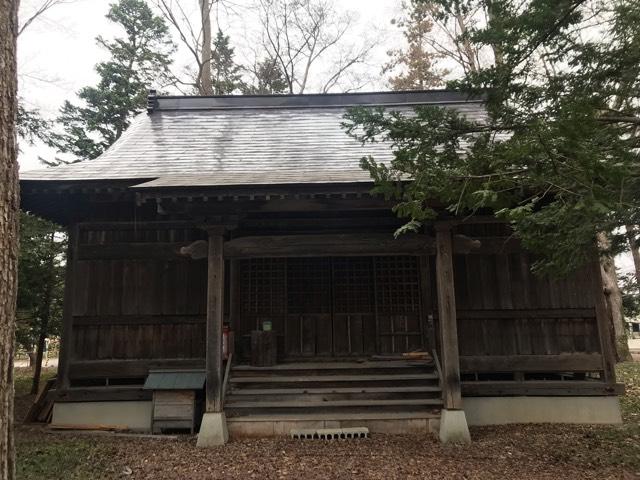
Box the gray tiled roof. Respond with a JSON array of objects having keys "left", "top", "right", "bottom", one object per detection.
[{"left": 20, "top": 90, "right": 486, "bottom": 188}]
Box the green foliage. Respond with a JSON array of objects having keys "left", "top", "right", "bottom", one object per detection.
[
  {"left": 243, "top": 57, "right": 289, "bottom": 95},
  {"left": 49, "top": 0, "right": 175, "bottom": 162},
  {"left": 16, "top": 213, "right": 66, "bottom": 353},
  {"left": 621, "top": 272, "right": 640, "bottom": 320},
  {"left": 344, "top": 0, "right": 640, "bottom": 275},
  {"left": 16, "top": 103, "right": 52, "bottom": 146},
  {"left": 211, "top": 30, "right": 243, "bottom": 95}
]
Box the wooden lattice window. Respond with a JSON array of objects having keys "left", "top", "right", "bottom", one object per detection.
[
  {"left": 374, "top": 256, "right": 421, "bottom": 314},
  {"left": 333, "top": 257, "right": 374, "bottom": 314},
  {"left": 239, "top": 258, "right": 286, "bottom": 315},
  {"left": 286, "top": 258, "right": 331, "bottom": 314}
]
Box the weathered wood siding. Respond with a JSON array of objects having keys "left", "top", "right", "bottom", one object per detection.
[
  {"left": 70, "top": 224, "right": 207, "bottom": 372},
  {"left": 451, "top": 224, "right": 601, "bottom": 375}
]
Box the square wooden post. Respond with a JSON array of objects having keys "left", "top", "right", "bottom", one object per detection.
[
  {"left": 435, "top": 224, "right": 462, "bottom": 410},
  {"left": 435, "top": 223, "right": 470, "bottom": 443},
  {"left": 198, "top": 227, "right": 228, "bottom": 447},
  {"left": 205, "top": 228, "right": 225, "bottom": 413}
]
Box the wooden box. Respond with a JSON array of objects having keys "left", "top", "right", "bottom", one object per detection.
[{"left": 152, "top": 390, "right": 196, "bottom": 434}]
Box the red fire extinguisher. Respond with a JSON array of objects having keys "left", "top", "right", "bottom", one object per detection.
[{"left": 223, "top": 325, "right": 230, "bottom": 360}]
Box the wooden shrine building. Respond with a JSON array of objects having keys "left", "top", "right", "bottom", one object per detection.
[{"left": 20, "top": 90, "right": 623, "bottom": 444}]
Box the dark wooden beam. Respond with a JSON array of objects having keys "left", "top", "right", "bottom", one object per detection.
[
  {"left": 435, "top": 224, "right": 463, "bottom": 410},
  {"left": 453, "top": 308, "right": 596, "bottom": 320},
  {"left": 223, "top": 233, "right": 480, "bottom": 258},
  {"left": 77, "top": 242, "right": 192, "bottom": 260},
  {"left": 460, "top": 353, "right": 604, "bottom": 373},
  {"left": 53, "top": 387, "right": 153, "bottom": 403},
  {"left": 68, "top": 359, "right": 205, "bottom": 379},
  {"left": 205, "top": 228, "right": 225, "bottom": 413},
  {"left": 72, "top": 314, "right": 205, "bottom": 326},
  {"left": 57, "top": 224, "right": 78, "bottom": 389},
  {"left": 462, "top": 380, "right": 624, "bottom": 397},
  {"left": 152, "top": 196, "right": 394, "bottom": 216}
]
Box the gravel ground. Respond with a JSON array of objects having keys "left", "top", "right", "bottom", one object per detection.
[{"left": 16, "top": 424, "right": 638, "bottom": 480}]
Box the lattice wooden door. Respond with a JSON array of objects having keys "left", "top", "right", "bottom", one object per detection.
[{"left": 236, "top": 256, "right": 427, "bottom": 358}]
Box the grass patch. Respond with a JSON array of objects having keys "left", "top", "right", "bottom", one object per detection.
[
  {"left": 581, "top": 362, "right": 640, "bottom": 472},
  {"left": 16, "top": 436, "right": 113, "bottom": 480},
  {"left": 14, "top": 367, "right": 57, "bottom": 397}
]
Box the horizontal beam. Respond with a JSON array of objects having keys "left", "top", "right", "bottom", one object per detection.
[
  {"left": 52, "top": 387, "right": 152, "bottom": 403},
  {"left": 224, "top": 233, "right": 480, "bottom": 258},
  {"left": 462, "top": 380, "right": 624, "bottom": 397},
  {"left": 454, "top": 308, "right": 596, "bottom": 320},
  {"left": 460, "top": 353, "right": 603, "bottom": 373},
  {"left": 68, "top": 358, "right": 205, "bottom": 379},
  {"left": 73, "top": 315, "right": 206, "bottom": 326},
  {"left": 77, "top": 242, "right": 192, "bottom": 260}
]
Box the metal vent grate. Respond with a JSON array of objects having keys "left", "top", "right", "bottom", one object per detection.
[{"left": 290, "top": 427, "right": 369, "bottom": 440}]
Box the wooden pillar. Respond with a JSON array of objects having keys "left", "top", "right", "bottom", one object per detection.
[
  {"left": 435, "top": 223, "right": 462, "bottom": 410},
  {"left": 57, "top": 224, "right": 78, "bottom": 390},
  {"left": 592, "top": 260, "right": 617, "bottom": 385},
  {"left": 205, "top": 227, "right": 225, "bottom": 413}
]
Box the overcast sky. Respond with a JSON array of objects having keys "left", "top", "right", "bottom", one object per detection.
[{"left": 17, "top": 0, "right": 401, "bottom": 171}]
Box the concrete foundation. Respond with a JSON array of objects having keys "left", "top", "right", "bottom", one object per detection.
[
  {"left": 227, "top": 416, "right": 437, "bottom": 438},
  {"left": 464, "top": 396, "right": 623, "bottom": 425},
  {"left": 197, "top": 412, "right": 228, "bottom": 447},
  {"left": 438, "top": 409, "right": 471, "bottom": 444},
  {"left": 52, "top": 401, "right": 152, "bottom": 432}
]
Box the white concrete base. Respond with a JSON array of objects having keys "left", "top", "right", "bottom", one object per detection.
[
  {"left": 197, "top": 412, "right": 228, "bottom": 447},
  {"left": 438, "top": 409, "right": 471, "bottom": 444},
  {"left": 227, "top": 416, "right": 437, "bottom": 438},
  {"left": 52, "top": 401, "right": 152, "bottom": 432},
  {"left": 464, "top": 396, "right": 623, "bottom": 426}
]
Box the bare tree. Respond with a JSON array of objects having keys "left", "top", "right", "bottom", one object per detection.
[
  {"left": 156, "top": 0, "right": 239, "bottom": 94},
  {"left": 256, "top": 0, "right": 378, "bottom": 94},
  {"left": 0, "top": 1, "right": 20, "bottom": 479},
  {"left": 199, "top": 0, "right": 214, "bottom": 94},
  {"left": 18, "top": 0, "right": 75, "bottom": 36}
]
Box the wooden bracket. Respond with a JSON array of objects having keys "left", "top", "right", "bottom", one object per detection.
[{"left": 180, "top": 240, "right": 209, "bottom": 260}]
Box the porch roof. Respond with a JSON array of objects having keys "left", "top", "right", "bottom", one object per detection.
[{"left": 20, "top": 90, "right": 485, "bottom": 189}]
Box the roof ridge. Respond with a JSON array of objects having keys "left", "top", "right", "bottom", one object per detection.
[{"left": 147, "top": 89, "right": 485, "bottom": 113}]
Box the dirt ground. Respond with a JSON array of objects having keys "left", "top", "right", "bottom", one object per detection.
[{"left": 13, "top": 364, "right": 640, "bottom": 480}]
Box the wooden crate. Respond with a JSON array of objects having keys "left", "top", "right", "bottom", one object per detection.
[{"left": 152, "top": 390, "right": 196, "bottom": 434}]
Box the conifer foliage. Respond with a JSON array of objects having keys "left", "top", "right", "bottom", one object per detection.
[
  {"left": 51, "top": 0, "right": 175, "bottom": 162},
  {"left": 345, "top": 0, "right": 640, "bottom": 277}
]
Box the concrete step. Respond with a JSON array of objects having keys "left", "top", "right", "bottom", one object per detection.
[
  {"left": 226, "top": 398, "right": 444, "bottom": 409},
  {"left": 230, "top": 373, "right": 438, "bottom": 383},
  {"left": 228, "top": 386, "right": 442, "bottom": 395}
]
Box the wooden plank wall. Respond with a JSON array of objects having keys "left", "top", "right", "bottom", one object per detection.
[
  {"left": 451, "top": 224, "right": 601, "bottom": 374},
  {"left": 70, "top": 224, "right": 208, "bottom": 373}
]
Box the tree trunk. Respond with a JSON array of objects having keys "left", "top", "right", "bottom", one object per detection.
[
  {"left": 626, "top": 224, "right": 640, "bottom": 286},
  {"left": 30, "top": 333, "right": 46, "bottom": 395},
  {"left": 27, "top": 351, "right": 35, "bottom": 368},
  {"left": 199, "top": 0, "right": 214, "bottom": 95},
  {"left": 30, "top": 232, "right": 55, "bottom": 395},
  {"left": 597, "top": 233, "right": 631, "bottom": 362},
  {"left": 0, "top": 1, "right": 19, "bottom": 478}
]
